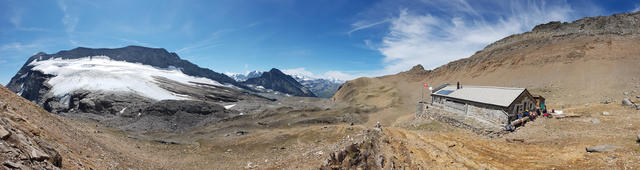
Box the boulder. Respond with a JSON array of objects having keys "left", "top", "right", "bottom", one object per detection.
[
  {"left": 0, "top": 126, "right": 10, "bottom": 140},
  {"left": 2, "top": 161, "right": 24, "bottom": 169},
  {"left": 622, "top": 98, "right": 633, "bottom": 106},
  {"left": 235, "top": 130, "right": 248, "bottom": 136},
  {"left": 586, "top": 145, "right": 621, "bottom": 152},
  {"left": 29, "top": 147, "right": 50, "bottom": 161},
  {"left": 602, "top": 98, "right": 611, "bottom": 104}
]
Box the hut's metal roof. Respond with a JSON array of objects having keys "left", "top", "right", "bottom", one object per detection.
[{"left": 431, "top": 85, "right": 525, "bottom": 107}]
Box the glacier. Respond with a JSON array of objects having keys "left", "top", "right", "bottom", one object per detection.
[{"left": 29, "top": 56, "right": 222, "bottom": 101}]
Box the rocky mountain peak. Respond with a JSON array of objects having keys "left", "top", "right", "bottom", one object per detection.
[
  {"left": 409, "top": 64, "right": 425, "bottom": 72},
  {"left": 245, "top": 68, "right": 316, "bottom": 97}
]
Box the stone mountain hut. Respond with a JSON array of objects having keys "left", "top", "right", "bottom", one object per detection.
[{"left": 430, "top": 83, "right": 537, "bottom": 125}]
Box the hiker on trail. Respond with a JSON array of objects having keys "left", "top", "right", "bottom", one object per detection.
[{"left": 524, "top": 110, "right": 530, "bottom": 118}]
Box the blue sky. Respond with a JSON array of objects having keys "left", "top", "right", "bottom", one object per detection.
[{"left": 1, "top": 0, "right": 639, "bottom": 85}]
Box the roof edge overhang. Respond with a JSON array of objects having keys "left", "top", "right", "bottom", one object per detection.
[{"left": 431, "top": 93, "right": 510, "bottom": 108}]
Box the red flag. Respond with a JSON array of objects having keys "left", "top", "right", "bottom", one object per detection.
[{"left": 423, "top": 82, "right": 428, "bottom": 87}]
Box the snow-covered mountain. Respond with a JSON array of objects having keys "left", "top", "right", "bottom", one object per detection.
[
  {"left": 27, "top": 56, "right": 222, "bottom": 100},
  {"left": 290, "top": 75, "right": 342, "bottom": 98},
  {"left": 226, "top": 71, "right": 263, "bottom": 82},
  {"left": 230, "top": 70, "right": 343, "bottom": 98}
]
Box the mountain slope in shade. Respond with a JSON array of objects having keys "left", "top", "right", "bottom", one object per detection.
[{"left": 244, "top": 68, "right": 316, "bottom": 97}]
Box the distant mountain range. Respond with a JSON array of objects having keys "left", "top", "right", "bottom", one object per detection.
[
  {"left": 226, "top": 70, "right": 343, "bottom": 98},
  {"left": 226, "top": 71, "right": 264, "bottom": 82}
]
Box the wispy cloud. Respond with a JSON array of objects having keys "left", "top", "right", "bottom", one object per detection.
[
  {"left": 58, "top": 0, "right": 78, "bottom": 33},
  {"left": 177, "top": 30, "right": 229, "bottom": 53},
  {"left": 278, "top": 49, "right": 311, "bottom": 57},
  {"left": 633, "top": 4, "right": 640, "bottom": 12},
  {"left": 282, "top": 67, "right": 367, "bottom": 81},
  {"left": 353, "top": 0, "right": 582, "bottom": 76},
  {"left": 116, "top": 38, "right": 153, "bottom": 47},
  {"left": 282, "top": 68, "right": 316, "bottom": 78},
  {"left": 348, "top": 19, "right": 390, "bottom": 35},
  {"left": 0, "top": 42, "right": 41, "bottom": 51},
  {"left": 9, "top": 10, "right": 49, "bottom": 32}
]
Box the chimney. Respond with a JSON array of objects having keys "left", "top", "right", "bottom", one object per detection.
[{"left": 457, "top": 82, "right": 461, "bottom": 89}]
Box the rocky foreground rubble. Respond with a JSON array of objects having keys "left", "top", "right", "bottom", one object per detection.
[{"left": 0, "top": 101, "right": 62, "bottom": 169}]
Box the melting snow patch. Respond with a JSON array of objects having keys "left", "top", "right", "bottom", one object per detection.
[
  {"left": 224, "top": 104, "right": 236, "bottom": 109},
  {"left": 60, "top": 95, "right": 71, "bottom": 107},
  {"left": 29, "top": 56, "right": 221, "bottom": 100},
  {"left": 17, "top": 84, "right": 24, "bottom": 96},
  {"left": 119, "top": 107, "right": 127, "bottom": 114}
]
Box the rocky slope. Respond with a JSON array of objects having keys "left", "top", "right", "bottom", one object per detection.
[
  {"left": 0, "top": 85, "right": 144, "bottom": 169},
  {"left": 244, "top": 68, "right": 316, "bottom": 97},
  {"left": 334, "top": 11, "right": 640, "bottom": 112}
]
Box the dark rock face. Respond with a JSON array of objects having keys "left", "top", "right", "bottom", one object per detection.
[
  {"left": 244, "top": 68, "right": 316, "bottom": 97},
  {"left": 144, "top": 100, "right": 227, "bottom": 116},
  {"left": 6, "top": 45, "right": 244, "bottom": 100}
]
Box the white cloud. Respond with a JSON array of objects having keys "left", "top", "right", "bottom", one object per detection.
[
  {"left": 58, "top": 0, "right": 78, "bottom": 33},
  {"left": 321, "top": 71, "right": 361, "bottom": 81},
  {"left": 633, "top": 4, "right": 640, "bottom": 12},
  {"left": 282, "top": 68, "right": 317, "bottom": 78},
  {"left": 282, "top": 68, "right": 368, "bottom": 81},
  {"left": 364, "top": 0, "right": 577, "bottom": 75}
]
